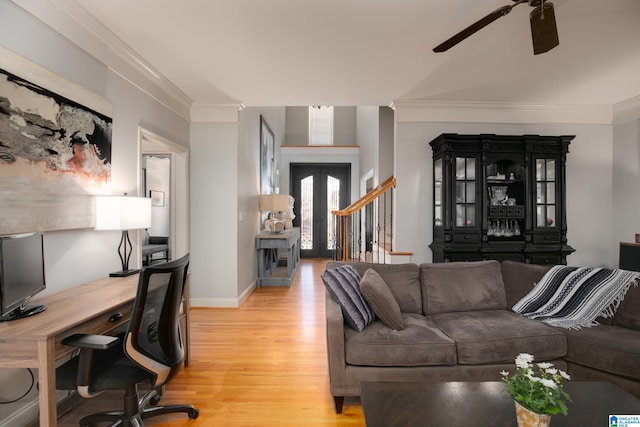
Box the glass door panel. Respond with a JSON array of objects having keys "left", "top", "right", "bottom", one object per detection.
[
  {"left": 326, "top": 175, "right": 340, "bottom": 250},
  {"left": 300, "top": 175, "right": 314, "bottom": 250},
  {"left": 455, "top": 157, "right": 476, "bottom": 227},
  {"left": 434, "top": 158, "right": 442, "bottom": 227},
  {"left": 535, "top": 159, "right": 556, "bottom": 228}
]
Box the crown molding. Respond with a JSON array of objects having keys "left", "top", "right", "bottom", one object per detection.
[
  {"left": 392, "top": 100, "right": 613, "bottom": 125},
  {"left": 190, "top": 103, "right": 245, "bottom": 123},
  {"left": 613, "top": 95, "right": 640, "bottom": 125},
  {"left": 12, "top": 0, "right": 193, "bottom": 121}
]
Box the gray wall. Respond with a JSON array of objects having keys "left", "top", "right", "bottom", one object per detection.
[
  {"left": 0, "top": 2, "right": 189, "bottom": 424},
  {"left": 613, "top": 118, "right": 640, "bottom": 257},
  {"left": 379, "top": 106, "right": 394, "bottom": 182},
  {"left": 356, "top": 106, "right": 379, "bottom": 179}
]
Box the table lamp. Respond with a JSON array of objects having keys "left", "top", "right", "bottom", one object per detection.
[
  {"left": 95, "top": 195, "right": 152, "bottom": 277},
  {"left": 259, "top": 194, "right": 289, "bottom": 233}
]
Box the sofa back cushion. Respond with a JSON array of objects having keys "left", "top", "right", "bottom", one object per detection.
[
  {"left": 614, "top": 278, "right": 640, "bottom": 330},
  {"left": 326, "top": 261, "right": 422, "bottom": 314},
  {"left": 501, "top": 260, "right": 552, "bottom": 308},
  {"left": 420, "top": 260, "right": 506, "bottom": 315}
]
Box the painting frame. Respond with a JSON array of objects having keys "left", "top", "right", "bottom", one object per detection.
[
  {"left": 150, "top": 190, "right": 165, "bottom": 207},
  {"left": 260, "top": 115, "right": 275, "bottom": 195},
  {"left": 0, "top": 45, "right": 113, "bottom": 235}
]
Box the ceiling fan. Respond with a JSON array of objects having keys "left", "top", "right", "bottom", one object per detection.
[{"left": 433, "top": 0, "right": 559, "bottom": 55}]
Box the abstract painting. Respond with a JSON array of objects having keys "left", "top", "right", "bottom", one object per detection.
[{"left": 0, "top": 46, "right": 112, "bottom": 234}]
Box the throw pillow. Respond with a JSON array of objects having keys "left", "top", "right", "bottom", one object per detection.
[
  {"left": 321, "top": 264, "right": 374, "bottom": 332},
  {"left": 360, "top": 268, "right": 404, "bottom": 330}
]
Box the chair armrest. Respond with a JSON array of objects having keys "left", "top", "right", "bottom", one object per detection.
[
  {"left": 148, "top": 236, "right": 168, "bottom": 244},
  {"left": 62, "top": 333, "right": 119, "bottom": 350},
  {"left": 61, "top": 334, "right": 120, "bottom": 397}
]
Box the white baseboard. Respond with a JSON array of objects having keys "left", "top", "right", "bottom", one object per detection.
[
  {"left": 189, "top": 280, "right": 256, "bottom": 308},
  {"left": 0, "top": 400, "right": 38, "bottom": 427}
]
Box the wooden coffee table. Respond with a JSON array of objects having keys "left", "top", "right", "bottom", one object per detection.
[{"left": 361, "top": 381, "right": 640, "bottom": 427}]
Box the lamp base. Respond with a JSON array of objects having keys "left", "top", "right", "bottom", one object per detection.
[
  {"left": 264, "top": 218, "right": 286, "bottom": 233},
  {"left": 109, "top": 269, "right": 140, "bottom": 278}
]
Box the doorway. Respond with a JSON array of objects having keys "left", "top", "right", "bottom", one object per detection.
[
  {"left": 290, "top": 163, "right": 350, "bottom": 258},
  {"left": 139, "top": 128, "right": 189, "bottom": 262}
]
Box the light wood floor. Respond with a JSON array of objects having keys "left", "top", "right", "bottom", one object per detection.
[{"left": 57, "top": 258, "right": 365, "bottom": 426}]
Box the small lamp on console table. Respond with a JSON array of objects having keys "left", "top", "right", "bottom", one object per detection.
[
  {"left": 259, "top": 194, "right": 289, "bottom": 233},
  {"left": 95, "top": 195, "right": 152, "bottom": 277}
]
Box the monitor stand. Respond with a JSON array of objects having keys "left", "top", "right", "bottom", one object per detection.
[{"left": 0, "top": 304, "right": 47, "bottom": 322}]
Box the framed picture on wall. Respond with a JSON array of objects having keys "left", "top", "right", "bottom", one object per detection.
[
  {"left": 150, "top": 190, "right": 165, "bottom": 207},
  {"left": 0, "top": 45, "right": 113, "bottom": 234},
  {"left": 260, "top": 115, "right": 275, "bottom": 195}
]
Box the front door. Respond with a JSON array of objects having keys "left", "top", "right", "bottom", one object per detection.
[{"left": 290, "top": 164, "right": 350, "bottom": 258}]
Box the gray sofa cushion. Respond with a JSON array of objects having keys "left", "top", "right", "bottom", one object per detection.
[
  {"left": 326, "top": 261, "right": 422, "bottom": 314},
  {"left": 321, "top": 265, "right": 374, "bottom": 332},
  {"left": 501, "top": 260, "right": 552, "bottom": 308},
  {"left": 345, "top": 313, "right": 457, "bottom": 367},
  {"left": 429, "top": 310, "right": 567, "bottom": 365},
  {"left": 562, "top": 325, "right": 640, "bottom": 381},
  {"left": 421, "top": 260, "right": 507, "bottom": 315},
  {"left": 614, "top": 281, "right": 640, "bottom": 330},
  {"left": 360, "top": 269, "right": 404, "bottom": 330}
]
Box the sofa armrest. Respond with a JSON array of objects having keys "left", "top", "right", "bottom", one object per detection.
[{"left": 325, "top": 290, "right": 347, "bottom": 400}]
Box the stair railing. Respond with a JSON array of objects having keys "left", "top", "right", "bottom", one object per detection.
[{"left": 332, "top": 176, "right": 411, "bottom": 263}]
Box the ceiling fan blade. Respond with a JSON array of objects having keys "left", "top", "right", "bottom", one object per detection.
[
  {"left": 530, "top": 2, "right": 559, "bottom": 54},
  {"left": 433, "top": 4, "right": 519, "bottom": 53}
]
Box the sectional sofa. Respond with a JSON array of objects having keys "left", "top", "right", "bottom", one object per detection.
[{"left": 323, "top": 260, "right": 640, "bottom": 414}]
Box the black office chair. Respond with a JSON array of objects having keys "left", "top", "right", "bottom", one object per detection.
[{"left": 56, "top": 254, "right": 198, "bottom": 427}]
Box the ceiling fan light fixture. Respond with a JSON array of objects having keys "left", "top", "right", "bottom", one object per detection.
[{"left": 530, "top": 2, "right": 559, "bottom": 54}]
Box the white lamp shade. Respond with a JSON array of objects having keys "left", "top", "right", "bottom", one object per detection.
[
  {"left": 95, "top": 196, "right": 152, "bottom": 230},
  {"left": 259, "top": 194, "right": 289, "bottom": 212}
]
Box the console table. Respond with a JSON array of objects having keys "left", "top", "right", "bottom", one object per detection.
[
  {"left": 256, "top": 227, "right": 300, "bottom": 287},
  {"left": 0, "top": 273, "right": 190, "bottom": 427}
]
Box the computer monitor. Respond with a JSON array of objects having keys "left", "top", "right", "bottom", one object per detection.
[{"left": 0, "top": 232, "right": 47, "bottom": 322}]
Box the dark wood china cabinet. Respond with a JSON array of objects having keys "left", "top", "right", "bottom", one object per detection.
[{"left": 429, "top": 133, "right": 574, "bottom": 265}]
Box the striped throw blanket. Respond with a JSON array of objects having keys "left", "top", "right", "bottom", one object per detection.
[{"left": 513, "top": 266, "right": 640, "bottom": 329}]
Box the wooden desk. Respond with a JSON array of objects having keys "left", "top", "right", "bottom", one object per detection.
[
  {"left": 256, "top": 227, "right": 300, "bottom": 287},
  {"left": 0, "top": 273, "right": 190, "bottom": 427}
]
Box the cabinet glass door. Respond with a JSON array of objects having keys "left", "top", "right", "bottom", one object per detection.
[
  {"left": 434, "top": 158, "right": 442, "bottom": 227},
  {"left": 455, "top": 157, "right": 476, "bottom": 227},
  {"left": 535, "top": 159, "right": 556, "bottom": 228}
]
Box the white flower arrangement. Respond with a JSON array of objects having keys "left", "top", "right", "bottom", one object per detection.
[{"left": 501, "top": 353, "right": 572, "bottom": 416}]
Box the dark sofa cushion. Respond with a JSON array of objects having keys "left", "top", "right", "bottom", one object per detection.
[
  {"left": 428, "top": 310, "right": 567, "bottom": 365},
  {"left": 421, "top": 260, "right": 507, "bottom": 315},
  {"left": 360, "top": 269, "right": 404, "bottom": 330},
  {"left": 614, "top": 280, "right": 640, "bottom": 330},
  {"left": 562, "top": 325, "right": 640, "bottom": 381},
  {"left": 501, "top": 260, "right": 552, "bottom": 308},
  {"left": 326, "top": 261, "right": 422, "bottom": 314},
  {"left": 344, "top": 313, "right": 457, "bottom": 367},
  {"left": 321, "top": 264, "right": 374, "bottom": 332}
]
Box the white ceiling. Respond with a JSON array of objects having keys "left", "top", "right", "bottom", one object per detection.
[{"left": 72, "top": 0, "right": 640, "bottom": 108}]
